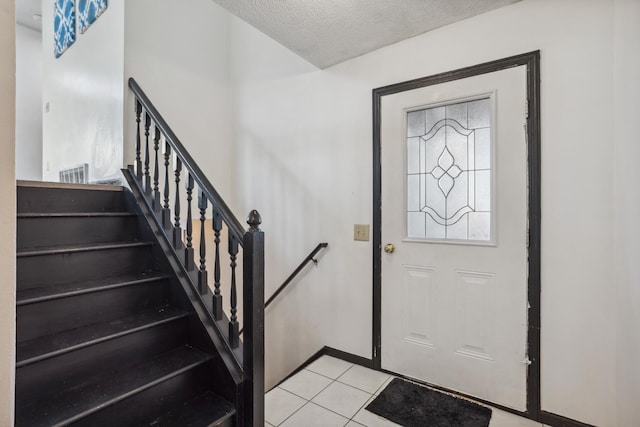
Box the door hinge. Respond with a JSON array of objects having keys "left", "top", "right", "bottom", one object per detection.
[
  {"left": 522, "top": 355, "right": 532, "bottom": 366},
  {"left": 525, "top": 99, "right": 530, "bottom": 119}
]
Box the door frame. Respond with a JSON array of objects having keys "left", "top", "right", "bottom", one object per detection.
[{"left": 372, "top": 51, "right": 541, "bottom": 419}]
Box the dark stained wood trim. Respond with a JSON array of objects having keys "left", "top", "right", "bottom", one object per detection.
[
  {"left": 372, "top": 89, "right": 383, "bottom": 371},
  {"left": 372, "top": 51, "right": 542, "bottom": 420},
  {"left": 242, "top": 212, "right": 265, "bottom": 427},
  {"left": 270, "top": 346, "right": 374, "bottom": 392},
  {"left": 322, "top": 347, "right": 375, "bottom": 369},
  {"left": 540, "top": 411, "right": 597, "bottom": 427},
  {"left": 526, "top": 50, "right": 542, "bottom": 421},
  {"left": 16, "top": 180, "right": 124, "bottom": 191}
]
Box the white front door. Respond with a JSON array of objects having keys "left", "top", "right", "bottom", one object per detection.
[{"left": 380, "top": 66, "right": 529, "bottom": 410}]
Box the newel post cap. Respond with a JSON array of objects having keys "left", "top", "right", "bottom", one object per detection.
[{"left": 247, "top": 210, "right": 262, "bottom": 231}]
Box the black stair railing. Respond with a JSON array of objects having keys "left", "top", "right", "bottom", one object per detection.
[
  {"left": 126, "top": 78, "right": 264, "bottom": 426},
  {"left": 239, "top": 242, "right": 328, "bottom": 336},
  {"left": 264, "top": 243, "right": 328, "bottom": 308}
]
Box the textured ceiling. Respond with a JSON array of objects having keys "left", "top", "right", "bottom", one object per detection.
[
  {"left": 16, "top": 0, "right": 43, "bottom": 32},
  {"left": 213, "top": 0, "right": 520, "bottom": 69},
  {"left": 15, "top": 0, "right": 521, "bottom": 60}
]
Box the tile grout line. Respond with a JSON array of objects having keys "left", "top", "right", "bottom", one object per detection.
[
  {"left": 273, "top": 357, "right": 397, "bottom": 426},
  {"left": 275, "top": 357, "right": 357, "bottom": 426},
  {"left": 334, "top": 369, "right": 394, "bottom": 396},
  {"left": 275, "top": 400, "right": 312, "bottom": 427},
  {"left": 268, "top": 387, "right": 308, "bottom": 426},
  {"left": 278, "top": 371, "right": 336, "bottom": 404},
  {"left": 278, "top": 359, "right": 395, "bottom": 426},
  {"left": 272, "top": 358, "right": 542, "bottom": 427},
  {"left": 307, "top": 400, "right": 360, "bottom": 425},
  {"left": 277, "top": 387, "right": 359, "bottom": 426},
  {"left": 347, "top": 389, "right": 376, "bottom": 425},
  {"left": 306, "top": 362, "right": 355, "bottom": 381},
  {"left": 346, "top": 375, "right": 398, "bottom": 426},
  {"left": 310, "top": 378, "right": 373, "bottom": 424}
]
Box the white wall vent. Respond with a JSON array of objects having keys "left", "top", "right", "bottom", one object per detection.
[{"left": 59, "top": 164, "right": 89, "bottom": 184}]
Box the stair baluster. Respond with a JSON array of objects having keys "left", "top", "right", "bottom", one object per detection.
[
  {"left": 212, "top": 210, "right": 223, "bottom": 320},
  {"left": 162, "top": 142, "right": 171, "bottom": 228},
  {"left": 152, "top": 126, "right": 161, "bottom": 211},
  {"left": 128, "top": 78, "right": 265, "bottom": 426},
  {"left": 144, "top": 113, "right": 151, "bottom": 195},
  {"left": 173, "top": 158, "right": 182, "bottom": 248},
  {"left": 198, "top": 191, "right": 208, "bottom": 294},
  {"left": 228, "top": 234, "right": 239, "bottom": 348},
  {"left": 135, "top": 100, "right": 142, "bottom": 181},
  {"left": 184, "top": 173, "right": 195, "bottom": 271}
]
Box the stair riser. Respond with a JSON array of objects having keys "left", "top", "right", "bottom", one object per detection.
[
  {"left": 15, "top": 184, "right": 238, "bottom": 426},
  {"left": 16, "top": 317, "right": 188, "bottom": 404},
  {"left": 17, "top": 216, "right": 139, "bottom": 249},
  {"left": 18, "top": 187, "right": 127, "bottom": 214},
  {"left": 17, "top": 281, "right": 169, "bottom": 342},
  {"left": 17, "top": 246, "right": 152, "bottom": 290},
  {"left": 69, "top": 362, "right": 213, "bottom": 426}
]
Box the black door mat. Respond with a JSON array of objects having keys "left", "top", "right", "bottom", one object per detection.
[{"left": 365, "top": 378, "right": 492, "bottom": 427}]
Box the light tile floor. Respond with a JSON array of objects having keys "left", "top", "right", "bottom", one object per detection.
[{"left": 265, "top": 355, "right": 547, "bottom": 427}]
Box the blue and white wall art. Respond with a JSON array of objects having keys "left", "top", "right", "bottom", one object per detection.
[
  {"left": 78, "top": 0, "right": 108, "bottom": 33},
  {"left": 54, "top": 0, "right": 76, "bottom": 58}
]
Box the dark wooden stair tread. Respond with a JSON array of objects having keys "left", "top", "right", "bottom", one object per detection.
[
  {"left": 17, "top": 183, "right": 127, "bottom": 214},
  {"left": 18, "top": 212, "right": 136, "bottom": 218},
  {"left": 17, "top": 181, "right": 124, "bottom": 191},
  {"left": 17, "top": 241, "right": 153, "bottom": 258},
  {"left": 16, "top": 346, "right": 212, "bottom": 427},
  {"left": 139, "top": 391, "right": 235, "bottom": 426},
  {"left": 17, "top": 306, "right": 188, "bottom": 367},
  {"left": 15, "top": 184, "right": 242, "bottom": 425},
  {"left": 16, "top": 272, "right": 170, "bottom": 305}
]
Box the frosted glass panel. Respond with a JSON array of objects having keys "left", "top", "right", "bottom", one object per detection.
[
  {"left": 468, "top": 212, "right": 491, "bottom": 241},
  {"left": 475, "top": 171, "right": 491, "bottom": 212},
  {"left": 407, "top": 110, "right": 426, "bottom": 137},
  {"left": 406, "top": 97, "right": 492, "bottom": 242},
  {"left": 425, "top": 215, "right": 446, "bottom": 239},
  {"left": 446, "top": 102, "right": 468, "bottom": 127},
  {"left": 408, "top": 212, "right": 426, "bottom": 237},
  {"left": 468, "top": 98, "right": 491, "bottom": 128},
  {"left": 425, "top": 106, "right": 446, "bottom": 132},
  {"left": 474, "top": 128, "right": 491, "bottom": 170},
  {"left": 407, "top": 175, "right": 420, "bottom": 211},
  {"left": 407, "top": 138, "right": 420, "bottom": 174}
]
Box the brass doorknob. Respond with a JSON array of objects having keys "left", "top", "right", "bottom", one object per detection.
[{"left": 384, "top": 243, "right": 395, "bottom": 254}]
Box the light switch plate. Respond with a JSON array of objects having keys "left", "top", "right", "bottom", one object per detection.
[{"left": 354, "top": 224, "right": 370, "bottom": 241}]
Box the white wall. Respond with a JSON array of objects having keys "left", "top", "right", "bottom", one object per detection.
[
  {"left": 25, "top": 0, "right": 636, "bottom": 424},
  {"left": 124, "top": 0, "right": 235, "bottom": 206},
  {"left": 42, "top": 0, "right": 124, "bottom": 183},
  {"left": 614, "top": 0, "right": 640, "bottom": 425},
  {"left": 15, "top": 24, "right": 42, "bottom": 181},
  {"left": 229, "top": 0, "right": 621, "bottom": 425},
  {"left": 0, "top": 0, "right": 16, "bottom": 423}
]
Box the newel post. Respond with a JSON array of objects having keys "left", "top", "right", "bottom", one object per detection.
[{"left": 242, "top": 209, "right": 264, "bottom": 427}]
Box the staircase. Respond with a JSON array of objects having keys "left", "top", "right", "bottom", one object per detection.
[{"left": 15, "top": 181, "right": 236, "bottom": 426}]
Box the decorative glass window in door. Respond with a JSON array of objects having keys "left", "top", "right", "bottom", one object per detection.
[{"left": 406, "top": 97, "right": 492, "bottom": 242}]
